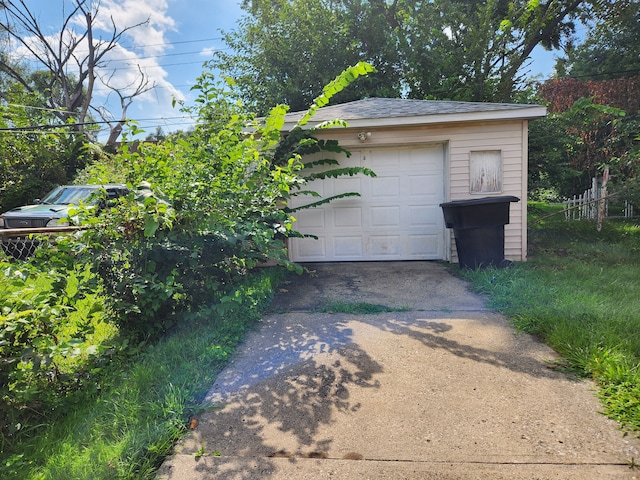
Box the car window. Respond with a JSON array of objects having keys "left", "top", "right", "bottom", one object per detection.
[{"left": 41, "top": 187, "right": 100, "bottom": 205}]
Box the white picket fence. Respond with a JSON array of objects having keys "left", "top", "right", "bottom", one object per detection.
[{"left": 564, "top": 177, "right": 634, "bottom": 220}]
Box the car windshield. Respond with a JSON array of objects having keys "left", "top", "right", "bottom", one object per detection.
[{"left": 40, "top": 186, "right": 101, "bottom": 205}]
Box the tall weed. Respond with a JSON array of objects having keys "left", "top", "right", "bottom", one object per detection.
[
  {"left": 3, "top": 268, "right": 282, "bottom": 479},
  {"left": 0, "top": 252, "right": 117, "bottom": 453}
]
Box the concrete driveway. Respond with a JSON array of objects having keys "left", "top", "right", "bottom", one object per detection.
[{"left": 157, "top": 262, "right": 640, "bottom": 479}]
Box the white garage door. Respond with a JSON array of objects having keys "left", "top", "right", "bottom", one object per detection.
[{"left": 288, "top": 144, "right": 446, "bottom": 262}]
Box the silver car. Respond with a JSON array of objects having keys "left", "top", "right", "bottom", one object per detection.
[{"left": 0, "top": 184, "right": 129, "bottom": 258}]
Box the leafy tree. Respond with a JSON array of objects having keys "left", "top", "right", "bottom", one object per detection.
[
  {"left": 214, "top": 0, "right": 402, "bottom": 114},
  {"left": 555, "top": 0, "right": 640, "bottom": 80},
  {"left": 531, "top": 2, "right": 639, "bottom": 201},
  {"left": 0, "top": 47, "right": 98, "bottom": 208},
  {"left": 529, "top": 96, "right": 634, "bottom": 199},
  {"left": 214, "top": 0, "right": 584, "bottom": 108},
  {"left": 530, "top": 75, "right": 640, "bottom": 200},
  {"left": 402, "top": 0, "right": 583, "bottom": 102},
  {"left": 539, "top": 76, "right": 640, "bottom": 114}
]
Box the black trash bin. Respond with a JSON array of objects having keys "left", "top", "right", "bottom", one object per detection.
[{"left": 440, "top": 196, "right": 520, "bottom": 269}]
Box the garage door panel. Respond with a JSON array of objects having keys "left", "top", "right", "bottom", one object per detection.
[
  {"left": 408, "top": 234, "right": 442, "bottom": 256},
  {"left": 371, "top": 176, "right": 401, "bottom": 199},
  {"left": 409, "top": 205, "right": 441, "bottom": 227},
  {"left": 409, "top": 174, "right": 442, "bottom": 197},
  {"left": 289, "top": 180, "right": 326, "bottom": 208},
  {"left": 292, "top": 236, "right": 327, "bottom": 260},
  {"left": 369, "top": 150, "right": 399, "bottom": 169},
  {"left": 295, "top": 208, "right": 326, "bottom": 228},
  {"left": 334, "top": 236, "right": 364, "bottom": 258},
  {"left": 290, "top": 144, "right": 445, "bottom": 262},
  {"left": 334, "top": 207, "right": 362, "bottom": 228},
  {"left": 306, "top": 178, "right": 326, "bottom": 194},
  {"left": 370, "top": 235, "right": 400, "bottom": 256},
  {"left": 370, "top": 206, "right": 401, "bottom": 228},
  {"left": 332, "top": 177, "right": 363, "bottom": 196}
]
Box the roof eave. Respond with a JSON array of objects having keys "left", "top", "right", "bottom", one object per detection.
[{"left": 282, "top": 105, "right": 547, "bottom": 132}]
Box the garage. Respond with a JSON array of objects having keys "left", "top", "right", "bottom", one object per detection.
[
  {"left": 289, "top": 144, "right": 445, "bottom": 262},
  {"left": 282, "top": 98, "right": 547, "bottom": 264}
]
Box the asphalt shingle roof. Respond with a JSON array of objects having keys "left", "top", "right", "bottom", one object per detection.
[{"left": 283, "top": 97, "right": 545, "bottom": 125}]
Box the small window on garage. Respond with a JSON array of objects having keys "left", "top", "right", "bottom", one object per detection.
[{"left": 470, "top": 150, "right": 502, "bottom": 193}]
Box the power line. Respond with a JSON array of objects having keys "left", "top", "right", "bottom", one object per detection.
[
  {"left": 103, "top": 47, "right": 224, "bottom": 64},
  {"left": 121, "top": 36, "right": 225, "bottom": 50},
  {"left": 19, "top": 55, "right": 216, "bottom": 72},
  {"left": 120, "top": 60, "right": 209, "bottom": 70},
  {"left": 0, "top": 122, "right": 197, "bottom": 136},
  {"left": 14, "top": 39, "right": 228, "bottom": 73},
  {"left": 0, "top": 120, "right": 113, "bottom": 132},
  {"left": 0, "top": 113, "right": 202, "bottom": 134},
  {"left": 4, "top": 103, "right": 197, "bottom": 121},
  {"left": 6, "top": 103, "right": 75, "bottom": 115}
]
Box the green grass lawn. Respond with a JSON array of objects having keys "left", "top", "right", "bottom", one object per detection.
[{"left": 463, "top": 202, "right": 640, "bottom": 433}]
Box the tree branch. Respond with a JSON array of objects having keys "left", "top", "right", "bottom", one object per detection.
[
  {"left": 95, "top": 64, "right": 155, "bottom": 145},
  {"left": 0, "top": 0, "right": 151, "bottom": 143}
]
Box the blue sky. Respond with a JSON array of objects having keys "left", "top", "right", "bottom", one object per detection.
[
  {"left": 17, "top": 1, "right": 245, "bottom": 138},
  {"left": 17, "top": 1, "right": 558, "bottom": 140}
]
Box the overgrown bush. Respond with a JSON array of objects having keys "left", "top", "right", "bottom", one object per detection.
[
  {"left": 528, "top": 97, "right": 633, "bottom": 199},
  {"left": 0, "top": 248, "right": 118, "bottom": 450},
  {"left": 0, "top": 62, "right": 377, "bottom": 460},
  {"left": 78, "top": 62, "right": 376, "bottom": 339}
]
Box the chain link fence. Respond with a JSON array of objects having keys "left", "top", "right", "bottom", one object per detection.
[{"left": 0, "top": 227, "right": 86, "bottom": 260}]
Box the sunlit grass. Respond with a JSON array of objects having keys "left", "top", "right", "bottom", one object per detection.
[{"left": 319, "top": 301, "right": 409, "bottom": 314}]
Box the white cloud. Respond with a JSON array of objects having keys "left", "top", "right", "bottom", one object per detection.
[
  {"left": 69, "top": 1, "right": 184, "bottom": 133},
  {"left": 200, "top": 46, "right": 215, "bottom": 57},
  {"left": 7, "top": 1, "right": 200, "bottom": 138},
  {"left": 93, "top": 0, "right": 176, "bottom": 55}
]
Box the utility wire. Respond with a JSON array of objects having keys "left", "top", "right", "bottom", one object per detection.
[
  {"left": 15, "top": 39, "right": 228, "bottom": 67},
  {"left": 0, "top": 112, "right": 201, "bottom": 134},
  {"left": 121, "top": 36, "right": 225, "bottom": 50},
  {"left": 104, "top": 48, "right": 222, "bottom": 63},
  {"left": 0, "top": 121, "right": 114, "bottom": 132},
  {"left": 0, "top": 117, "right": 200, "bottom": 133},
  {"left": 4, "top": 103, "right": 196, "bottom": 122}
]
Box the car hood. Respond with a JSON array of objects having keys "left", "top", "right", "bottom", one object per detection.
[{"left": 2, "top": 204, "right": 71, "bottom": 218}]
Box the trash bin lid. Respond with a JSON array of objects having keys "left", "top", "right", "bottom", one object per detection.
[{"left": 439, "top": 195, "right": 519, "bottom": 208}]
